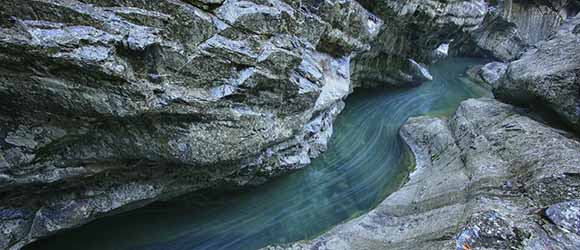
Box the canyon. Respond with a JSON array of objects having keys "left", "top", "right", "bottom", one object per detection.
[{"left": 0, "top": 0, "right": 579, "bottom": 250}]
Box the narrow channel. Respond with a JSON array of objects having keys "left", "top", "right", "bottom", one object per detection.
[{"left": 24, "top": 57, "right": 490, "bottom": 250}]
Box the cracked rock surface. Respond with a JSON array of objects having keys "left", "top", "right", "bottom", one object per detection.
[
  {"left": 0, "top": 0, "right": 380, "bottom": 249},
  {"left": 351, "top": 0, "right": 487, "bottom": 87},
  {"left": 452, "top": 0, "right": 575, "bottom": 61}
]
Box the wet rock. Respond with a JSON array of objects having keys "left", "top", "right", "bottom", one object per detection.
[
  {"left": 267, "top": 98, "right": 580, "bottom": 250},
  {"left": 494, "top": 14, "right": 580, "bottom": 131},
  {"left": 408, "top": 59, "right": 434, "bottom": 82}
]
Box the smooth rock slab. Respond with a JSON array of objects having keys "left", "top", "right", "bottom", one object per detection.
[{"left": 266, "top": 98, "right": 580, "bottom": 250}]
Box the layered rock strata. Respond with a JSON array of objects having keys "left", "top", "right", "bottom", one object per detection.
[
  {"left": 0, "top": 0, "right": 380, "bottom": 249},
  {"left": 452, "top": 0, "right": 576, "bottom": 61},
  {"left": 267, "top": 98, "right": 580, "bottom": 250},
  {"left": 351, "top": 0, "right": 487, "bottom": 87}
]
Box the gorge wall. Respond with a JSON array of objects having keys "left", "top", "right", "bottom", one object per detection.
[
  {"left": 0, "top": 0, "right": 381, "bottom": 249},
  {"left": 2, "top": 0, "right": 580, "bottom": 250},
  {"left": 268, "top": 5, "right": 580, "bottom": 250},
  {"left": 494, "top": 12, "right": 580, "bottom": 132},
  {"left": 452, "top": 0, "right": 578, "bottom": 61},
  {"left": 351, "top": 0, "right": 487, "bottom": 87}
]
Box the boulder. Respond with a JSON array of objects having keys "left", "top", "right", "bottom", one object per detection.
[
  {"left": 545, "top": 200, "right": 580, "bottom": 236},
  {"left": 494, "top": 14, "right": 580, "bottom": 131},
  {"left": 266, "top": 98, "right": 580, "bottom": 250},
  {"left": 467, "top": 61, "right": 508, "bottom": 88}
]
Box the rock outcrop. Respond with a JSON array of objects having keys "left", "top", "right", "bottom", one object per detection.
[
  {"left": 267, "top": 98, "right": 580, "bottom": 250},
  {"left": 466, "top": 61, "right": 507, "bottom": 88},
  {"left": 452, "top": 0, "right": 575, "bottom": 61},
  {"left": 495, "top": 13, "right": 580, "bottom": 132},
  {"left": 351, "top": 0, "right": 487, "bottom": 87},
  {"left": 0, "top": 0, "right": 381, "bottom": 249}
]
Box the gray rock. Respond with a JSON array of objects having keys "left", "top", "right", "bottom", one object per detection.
[
  {"left": 467, "top": 61, "right": 508, "bottom": 88},
  {"left": 494, "top": 14, "right": 580, "bottom": 131},
  {"left": 480, "top": 61, "right": 507, "bottom": 85},
  {"left": 352, "top": 0, "right": 487, "bottom": 88},
  {"left": 266, "top": 98, "right": 580, "bottom": 250},
  {"left": 408, "top": 59, "right": 434, "bottom": 82},
  {"left": 451, "top": 12, "right": 526, "bottom": 61},
  {"left": 431, "top": 43, "right": 450, "bottom": 63},
  {"left": 0, "top": 0, "right": 380, "bottom": 248},
  {"left": 452, "top": 0, "right": 572, "bottom": 61},
  {"left": 545, "top": 200, "right": 580, "bottom": 236}
]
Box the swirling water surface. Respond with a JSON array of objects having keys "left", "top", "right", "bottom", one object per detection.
[{"left": 25, "top": 57, "right": 489, "bottom": 250}]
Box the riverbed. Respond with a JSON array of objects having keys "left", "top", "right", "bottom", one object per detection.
[{"left": 25, "top": 57, "right": 489, "bottom": 250}]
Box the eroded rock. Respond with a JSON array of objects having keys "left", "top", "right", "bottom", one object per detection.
[
  {"left": 467, "top": 61, "right": 507, "bottom": 88},
  {"left": 494, "top": 14, "right": 580, "bottom": 131},
  {"left": 452, "top": 0, "right": 575, "bottom": 61},
  {"left": 0, "top": 0, "right": 380, "bottom": 248},
  {"left": 267, "top": 98, "right": 580, "bottom": 250},
  {"left": 351, "top": 0, "right": 487, "bottom": 88}
]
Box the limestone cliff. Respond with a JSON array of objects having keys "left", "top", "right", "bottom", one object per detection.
[
  {"left": 1, "top": 0, "right": 579, "bottom": 250},
  {"left": 352, "top": 0, "right": 487, "bottom": 87},
  {"left": 0, "top": 0, "right": 380, "bottom": 249},
  {"left": 267, "top": 5, "right": 580, "bottom": 250},
  {"left": 452, "top": 0, "right": 577, "bottom": 61}
]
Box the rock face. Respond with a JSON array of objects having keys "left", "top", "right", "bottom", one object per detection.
[
  {"left": 466, "top": 61, "right": 507, "bottom": 88},
  {"left": 495, "top": 13, "right": 580, "bottom": 132},
  {"left": 0, "top": 0, "right": 381, "bottom": 249},
  {"left": 266, "top": 98, "right": 580, "bottom": 250},
  {"left": 452, "top": 0, "right": 574, "bottom": 61},
  {"left": 351, "top": 0, "right": 487, "bottom": 87}
]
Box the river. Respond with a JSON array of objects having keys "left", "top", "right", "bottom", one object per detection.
[{"left": 24, "top": 57, "right": 490, "bottom": 250}]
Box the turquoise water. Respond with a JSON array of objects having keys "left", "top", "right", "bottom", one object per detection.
[{"left": 25, "top": 57, "right": 489, "bottom": 250}]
